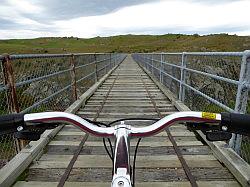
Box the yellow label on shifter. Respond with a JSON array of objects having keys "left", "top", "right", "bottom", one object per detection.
[{"left": 202, "top": 112, "right": 216, "bottom": 119}]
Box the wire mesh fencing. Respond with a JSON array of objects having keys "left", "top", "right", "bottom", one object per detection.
[
  {"left": 132, "top": 51, "right": 250, "bottom": 164},
  {"left": 0, "top": 53, "right": 126, "bottom": 168}
]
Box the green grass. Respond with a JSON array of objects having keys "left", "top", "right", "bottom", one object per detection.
[
  {"left": 0, "top": 33, "right": 249, "bottom": 54},
  {"left": 241, "top": 141, "right": 250, "bottom": 163}
]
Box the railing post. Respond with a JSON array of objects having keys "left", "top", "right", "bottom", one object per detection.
[
  {"left": 110, "top": 53, "right": 112, "bottom": 70},
  {"left": 114, "top": 53, "right": 116, "bottom": 67},
  {"left": 160, "top": 53, "right": 163, "bottom": 84},
  {"left": 1, "top": 54, "right": 23, "bottom": 152},
  {"left": 179, "top": 52, "right": 187, "bottom": 102},
  {"left": 70, "top": 54, "right": 77, "bottom": 101},
  {"left": 2, "top": 54, "right": 20, "bottom": 113},
  {"left": 145, "top": 54, "right": 148, "bottom": 70},
  {"left": 151, "top": 54, "right": 153, "bottom": 74},
  {"left": 105, "top": 54, "right": 108, "bottom": 74},
  {"left": 147, "top": 54, "right": 149, "bottom": 71},
  {"left": 229, "top": 50, "right": 250, "bottom": 154},
  {"left": 94, "top": 54, "right": 98, "bottom": 82}
]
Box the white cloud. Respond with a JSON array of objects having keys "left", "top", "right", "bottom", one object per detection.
[
  {"left": 0, "top": 0, "right": 49, "bottom": 34},
  {"left": 0, "top": 29, "right": 55, "bottom": 39},
  {"left": 7, "top": 0, "right": 44, "bottom": 14},
  {"left": 53, "top": 0, "right": 250, "bottom": 37},
  {"left": 0, "top": 0, "right": 250, "bottom": 39}
]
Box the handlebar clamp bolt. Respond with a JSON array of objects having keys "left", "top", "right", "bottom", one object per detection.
[
  {"left": 118, "top": 181, "right": 124, "bottom": 186},
  {"left": 17, "top": 126, "right": 24, "bottom": 132},
  {"left": 222, "top": 126, "right": 228, "bottom": 131}
]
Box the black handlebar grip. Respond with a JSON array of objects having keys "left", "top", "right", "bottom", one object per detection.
[
  {"left": 221, "top": 112, "right": 250, "bottom": 136},
  {"left": 0, "top": 113, "right": 25, "bottom": 132}
]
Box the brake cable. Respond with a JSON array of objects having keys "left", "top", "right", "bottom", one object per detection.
[
  {"left": 132, "top": 138, "right": 141, "bottom": 187},
  {"left": 108, "top": 117, "right": 159, "bottom": 126}
]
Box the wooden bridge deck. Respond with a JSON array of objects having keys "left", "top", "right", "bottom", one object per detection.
[{"left": 14, "top": 56, "right": 241, "bottom": 187}]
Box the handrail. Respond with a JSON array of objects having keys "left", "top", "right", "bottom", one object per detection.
[
  {"left": 132, "top": 50, "right": 250, "bottom": 159},
  {"left": 0, "top": 52, "right": 126, "bottom": 162}
]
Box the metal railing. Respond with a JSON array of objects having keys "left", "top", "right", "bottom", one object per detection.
[
  {"left": 0, "top": 53, "right": 126, "bottom": 168},
  {"left": 132, "top": 51, "right": 250, "bottom": 163}
]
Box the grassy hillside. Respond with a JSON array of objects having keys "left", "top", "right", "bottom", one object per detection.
[{"left": 0, "top": 34, "right": 249, "bottom": 54}]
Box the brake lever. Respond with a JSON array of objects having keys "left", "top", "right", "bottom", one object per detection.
[
  {"left": 186, "top": 122, "right": 232, "bottom": 141},
  {"left": 1, "top": 123, "right": 59, "bottom": 140},
  {"left": 17, "top": 123, "right": 59, "bottom": 140},
  {"left": 186, "top": 122, "right": 220, "bottom": 131}
]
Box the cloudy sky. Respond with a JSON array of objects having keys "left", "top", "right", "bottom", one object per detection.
[{"left": 0, "top": 0, "right": 250, "bottom": 39}]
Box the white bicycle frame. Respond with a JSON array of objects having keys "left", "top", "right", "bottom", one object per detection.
[{"left": 24, "top": 111, "right": 221, "bottom": 187}]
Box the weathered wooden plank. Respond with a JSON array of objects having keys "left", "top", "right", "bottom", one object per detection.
[
  {"left": 95, "top": 89, "right": 160, "bottom": 92},
  {"left": 77, "top": 111, "right": 159, "bottom": 115},
  {"left": 104, "top": 80, "right": 153, "bottom": 83},
  {"left": 30, "top": 155, "right": 221, "bottom": 169},
  {"left": 101, "top": 86, "right": 158, "bottom": 89},
  {"left": 77, "top": 111, "right": 173, "bottom": 116},
  {"left": 26, "top": 167, "right": 235, "bottom": 182},
  {"left": 102, "top": 83, "right": 155, "bottom": 86},
  {"left": 14, "top": 181, "right": 59, "bottom": 187},
  {"left": 78, "top": 107, "right": 176, "bottom": 113},
  {"left": 156, "top": 131, "right": 196, "bottom": 137},
  {"left": 45, "top": 145, "right": 212, "bottom": 156},
  {"left": 86, "top": 100, "right": 170, "bottom": 103},
  {"left": 39, "top": 154, "right": 73, "bottom": 161},
  {"left": 13, "top": 181, "right": 241, "bottom": 187},
  {"left": 88, "top": 97, "right": 168, "bottom": 100},
  {"left": 54, "top": 135, "right": 196, "bottom": 142},
  {"left": 93, "top": 93, "right": 166, "bottom": 97},
  {"left": 57, "top": 131, "right": 85, "bottom": 136},
  {"left": 27, "top": 168, "right": 187, "bottom": 182},
  {"left": 48, "top": 141, "right": 81, "bottom": 146},
  {"left": 47, "top": 140, "right": 203, "bottom": 147},
  {"left": 84, "top": 103, "right": 171, "bottom": 107}
]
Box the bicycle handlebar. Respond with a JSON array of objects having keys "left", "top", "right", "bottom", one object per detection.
[
  {"left": 130, "top": 111, "right": 220, "bottom": 137},
  {"left": 0, "top": 113, "right": 24, "bottom": 132},
  {"left": 0, "top": 111, "right": 249, "bottom": 137},
  {"left": 221, "top": 112, "right": 250, "bottom": 135},
  {"left": 24, "top": 112, "right": 115, "bottom": 137}
]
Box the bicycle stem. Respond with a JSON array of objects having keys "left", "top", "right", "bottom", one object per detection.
[{"left": 112, "top": 122, "right": 132, "bottom": 187}]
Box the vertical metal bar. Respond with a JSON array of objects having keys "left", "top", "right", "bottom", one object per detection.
[
  {"left": 160, "top": 53, "right": 163, "bottom": 83},
  {"left": 229, "top": 50, "right": 250, "bottom": 153},
  {"left": 110, "top": 53, "right": 112, "bottom": 70},
  {"left": 146, "top": 54, "right": 149, "bottom": 70},
  {"left": 113, "top": 53, "right": 116, "bottom": 67},
  {"left": 151, "top": 54, "right": 153, "bottom": 74},
  {"left": 147, "top": 54, "right": 150, "bottom": 71},
  {"left": 70, "top": 54, "right": 77, "bottom": 101},
  {"left": 179, "top": 52, "right": 187, "bottom": 101},
  {"left": 2, "top": 54, "right": 20, "bottom": 113},
  {"left": 94, "top": 54, "right": 98, "bottom": 82},
  {"left": 105, "top": 54, "right": 108, "bottom": 74},
  {"left": 1, "top": 54, "right": 22, "bottom": 152}
]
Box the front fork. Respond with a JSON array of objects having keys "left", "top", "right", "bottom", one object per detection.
[{"left": 111, "top": 123, "right": 132, "bottom": 187}]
